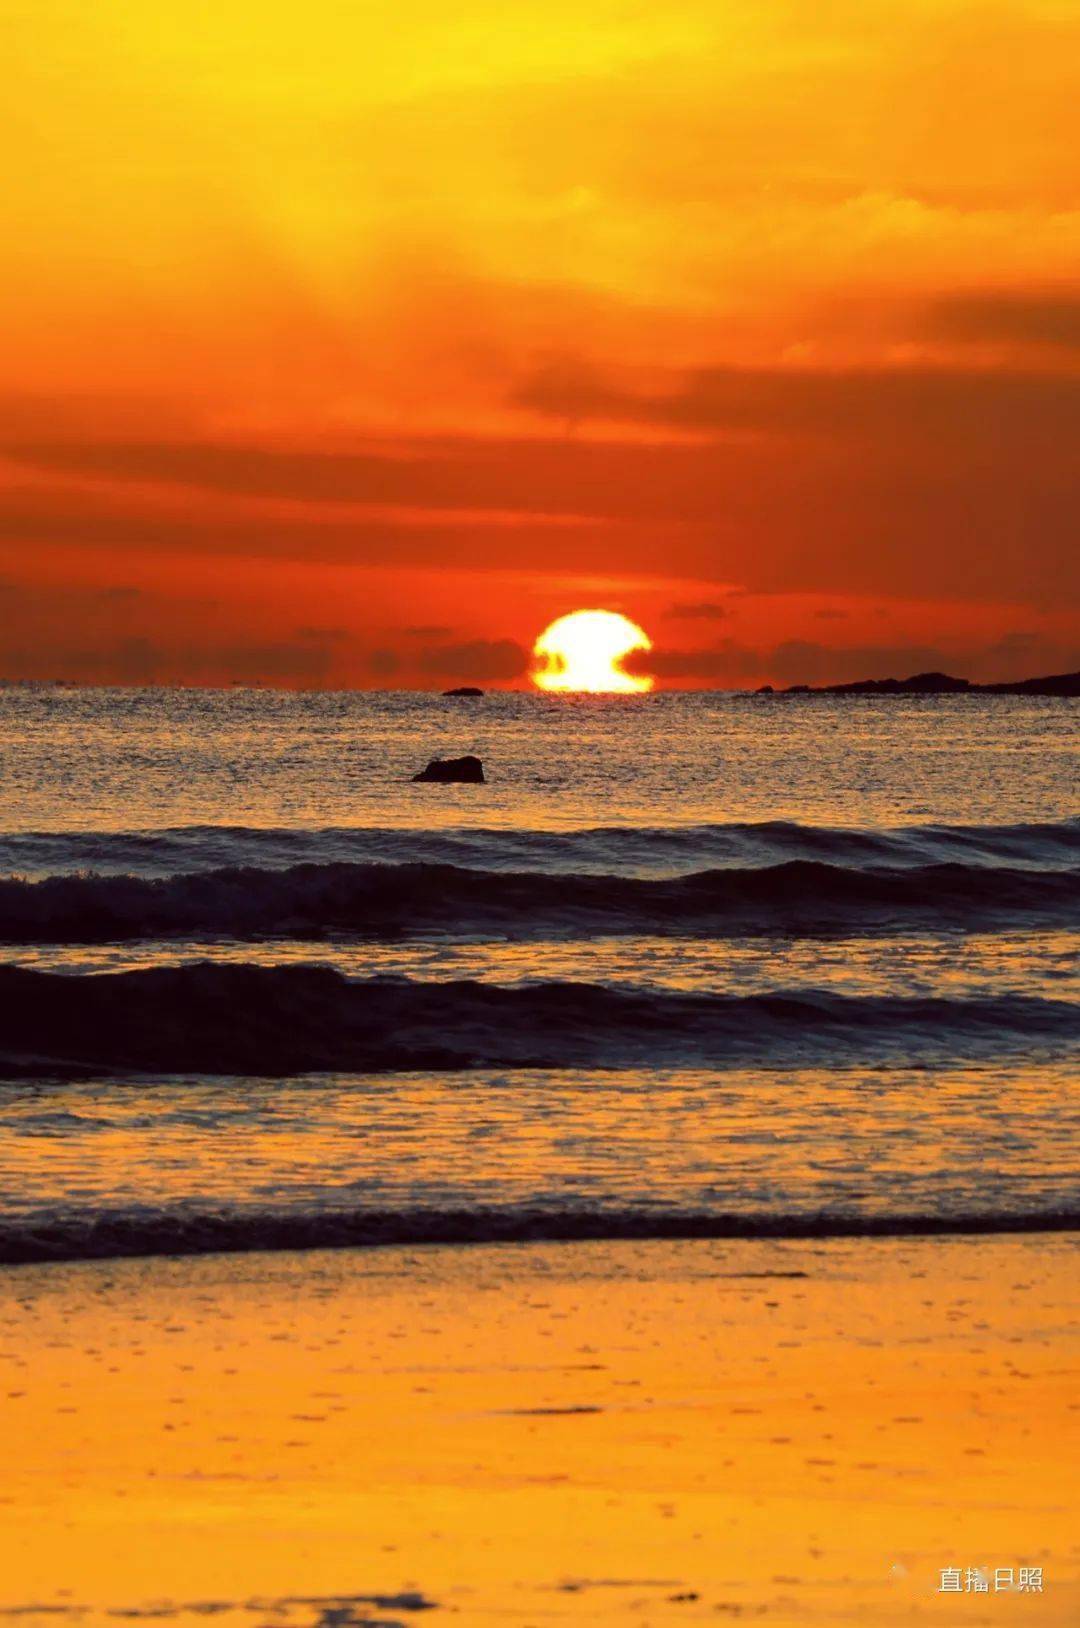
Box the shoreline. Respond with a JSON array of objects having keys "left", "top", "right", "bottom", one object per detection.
[{"left": 3, "top": 1207, "right": 1079, "bottom": 1268}]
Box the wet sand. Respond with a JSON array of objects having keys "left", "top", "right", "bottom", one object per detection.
[{"left": 1, "top": 1234, "right": 1076, "bottom": 1625}]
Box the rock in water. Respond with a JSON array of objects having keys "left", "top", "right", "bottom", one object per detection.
[
  {"left": 411, "top": 754, "right": 485, "bottom": 784},
  {"left": 442, "top": 686, "right": 485, "bottom": 697}
]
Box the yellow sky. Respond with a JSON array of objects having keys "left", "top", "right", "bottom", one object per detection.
[{"left": 1, "top": 0, "right": 1077, "bottom": 684}]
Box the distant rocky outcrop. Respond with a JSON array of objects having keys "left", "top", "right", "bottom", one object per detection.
[
  {"left": 768, "top": 669, "right": 1080, "bottom": 698},
  {"left": 442, "top": 686, "right": 485, "bottom": 697},
  {"left": 411, "top": 754, "right": 485, "bottom": 783},
  {"left": 981, "top": 671, "right": 1080, "bottom": 697}
]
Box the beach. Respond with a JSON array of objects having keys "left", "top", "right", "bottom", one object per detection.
[
  {"left": 4, "top": 2, "right": 1080, "bottom": 1618},
  {"left": 0, "top": 687, "right": 1076, "bottom": 1624},
  {"left": 2, "top": 1232, "right": 1075, "bottom": 1626}
]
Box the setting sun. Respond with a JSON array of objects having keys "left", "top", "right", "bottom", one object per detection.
[{"left": 532, "top": 609, "right": 654, "bottom": 693}]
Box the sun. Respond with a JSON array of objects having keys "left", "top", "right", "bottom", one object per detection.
[{"left": 532, "top": 609, "right": 654, "bottom": 693}]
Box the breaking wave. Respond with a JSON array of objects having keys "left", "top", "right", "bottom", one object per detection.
[
  {"left": 2, "top": 1203, "right": 1076, "bottom": 1266},
  {"left": 1, "top": 816, "right": 1077, "bottom": 882},
  {"left": 0, "top": 856, "right": 1076, "bottom": 944},
  {"left": 0, "top": 962, "right": 1076, "bottom": 1078}
]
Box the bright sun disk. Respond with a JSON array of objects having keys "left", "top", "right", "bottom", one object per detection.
[{"left": 532, "top": 609, "right": 654, "bottom": 693}]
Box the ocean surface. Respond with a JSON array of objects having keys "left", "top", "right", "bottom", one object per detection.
[{"left": 0, "top": 685, "right": 1076, "bottom": 1263}]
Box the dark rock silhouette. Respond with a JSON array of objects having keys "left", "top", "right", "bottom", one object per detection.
[
  {"left": 824, "top": 670, "right": 972, "bottom": 695},
  {"left": 442, "top": 686, "right": 485, "bottom": 697},
  {"left": 412, "top": 754, "right": 485, "bottom": 783},
  {"left": 771, "top": 669, "right": 1079, "bottom": 697},
  {"left": 982, "top": 670, "right": 1080, "bottom": 697}
]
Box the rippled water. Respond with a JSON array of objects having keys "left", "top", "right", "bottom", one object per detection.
[
  {"left": 3, "top": 1063, "right": 1076, "bottom": 1252},
  {"left": 1, "top": 685, "right": 1076, "bottom": 830},
  {"left": 13, "top": 928, "right": 1078, "bottom": 1002},
  {"left": 0, "top": 687, "right": 1076, "bottom": 1263}
]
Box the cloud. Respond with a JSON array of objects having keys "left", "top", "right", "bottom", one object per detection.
[
  {"left": 988, "top": 630, "right": 1038, "bottom": 654},
  {"left": 0, "top": 636, "right": 339, "bottom": 686},
  {"left": 367, "top": 647, "right": 401, "bottom": 678},
  {"left": 669, "top": 601, "right": 730, "bottom": 620},
  {"left": 2, "top": 440, "right": 460, "bottom": 507},
  {"left": 926, "top": 289, "right": 1080, "bottom": 349},
  {"left": 642, "top": 640, "right": 761, "bottom": 681},
  {"left": 0, "top": 493, "right": 625, "bottom": 576},
  {"left": 0, "top": 607, "right": 352, "bottom": 685},
  {"left": 0, "top": 391, "right": 198, "bottom": 442},
  {"left": 512, "top": 356, "right": 1080, "bottom": 444},
  {"left": 4, "top": 420, "right": 1079, "bottom": 616},
  {"left": 2, "top": 0, "right": 1079, "bottom": 692},
  {"left": 763, "top": 637, "right": 1078, "bottom": 686},
  {"left": 418, "top": 638, "right": 529, "bottom": 682},
  {"left": 295, "top": 624, "right": 352, "bottom": 643},
  {"left": 765, "top": 641, "right": 951, "bottom": 685},
  {"left": 637, "top": 634, "right": 1078, "bottom": 688},
  {"left": 979, "top": 629, "right": 1079, "bottom": 678}
]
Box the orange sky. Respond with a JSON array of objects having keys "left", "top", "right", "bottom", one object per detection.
[{"left": 2, "top": 0, "right": 1078, "bottom": 687}]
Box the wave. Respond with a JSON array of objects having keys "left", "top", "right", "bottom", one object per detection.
[
  {"left": 0, "top": 963, "right": 1076, "bottom": 1078},
  {"left": 0, "top": 856, "right": 1075, "bottom": 944},
  {"left": 2, "top": 1202, "right": 1076, "bottom": 1266},
  {"left": 1, "top": 817, "right": 1077, "bottom": 882}
]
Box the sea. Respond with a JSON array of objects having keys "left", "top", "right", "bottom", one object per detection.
[{"left": 0, "top": 685, "right": 1076, "bottom": 1264}]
